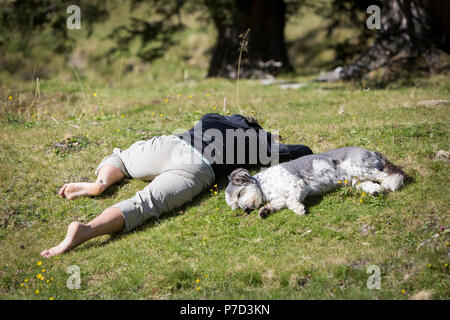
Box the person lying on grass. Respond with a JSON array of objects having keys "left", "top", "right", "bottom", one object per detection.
[{"left": 41, "top": 113, "right": 313, "bottom": 258}]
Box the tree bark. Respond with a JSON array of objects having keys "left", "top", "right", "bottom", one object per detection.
[
  {"left": 206, "top": 0, "right": 293, "bottom": 78},
  {"left": 340, "top": 0, "right": 450, "bottom": 80}
]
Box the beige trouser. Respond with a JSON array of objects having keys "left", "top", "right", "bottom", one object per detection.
[{"left": 95, "top": 135, "right": 215, "bottom": 232}]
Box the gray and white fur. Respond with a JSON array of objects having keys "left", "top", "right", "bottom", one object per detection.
[{"left": 225, "top": 147, "right": 408, "bottom": 218}]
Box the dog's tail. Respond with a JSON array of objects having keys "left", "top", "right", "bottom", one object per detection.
[{"left": 374, "top": 152, "right": 409, "bottom": 192}]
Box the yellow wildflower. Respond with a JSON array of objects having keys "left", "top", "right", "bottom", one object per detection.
[
  {"left": 93, "top": 92, "right": 97, "bottom": 97},
  {"left": 8, "top": 96, "right": 12, "bottom": 100},
  {"left": 338, "top": 180, "right": 342, "bottom": 184},
  {"left": 35, "top": 289, "right": 39, "bottom": 294},
  {"left": 164, "top": 98, "right": 168, "bottom": 103},
  {"left": 160, "top": 114, "right": 163, "bottom": 117},
  {"left": 24, "top": 278, "right": 29, "bottom": 283},
  {"left": 37, "top": 261, "right": 42, "bottom": 266},
  {"left": 344, "top": 180, "right": 348, "bottom": 184},
  {"left": 20, "top": 283, "right": 24, "bottom": 287},
  {"left": 206, "top": 93, "right": 210, "bottom": 97},
  {"left": 214, "top": 184, "right": 217, "bottom": 188},
  {"left": 189, "top": 95, "right": 193, "bottom": 98},
  {"left": 196, "top": 279, "right": 200, "bottom": 283},
  {"left": 49, "top": 297, "right": 54, "bottom": 300}
]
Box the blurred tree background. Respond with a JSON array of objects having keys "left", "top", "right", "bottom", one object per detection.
[{"left": 0, "top": 0, "right": 449, "bottom": 84}]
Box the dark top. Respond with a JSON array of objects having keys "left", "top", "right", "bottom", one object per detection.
[{"left": 178, "top": 113, "right": 313, "bottom": 176}]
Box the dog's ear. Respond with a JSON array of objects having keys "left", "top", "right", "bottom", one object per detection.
[{"left": 229, "top": 168, "right": 252, "bottom": 186}]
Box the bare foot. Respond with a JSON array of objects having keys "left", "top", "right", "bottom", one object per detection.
[
  {"left": 58, "top": 182, "right": 103, "bottom": 200},
  {"left": 40, "top": 222, "right": 90, "bottom": 258}
]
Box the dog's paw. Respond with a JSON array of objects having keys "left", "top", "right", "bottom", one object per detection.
[
  {"left": 292, "top": 204, "right": 306, "bottom": 215},
  {"left": 258, "top": 207, "right": 271, "bottom": 219}
]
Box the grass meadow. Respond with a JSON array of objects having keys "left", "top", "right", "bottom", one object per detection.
[{"left": 0, "top": 3, "right": 449, "bottom": 300}]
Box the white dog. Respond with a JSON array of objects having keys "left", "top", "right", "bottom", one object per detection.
[{"left": 225, "top": 147, "right": 408, "bottom": 218}]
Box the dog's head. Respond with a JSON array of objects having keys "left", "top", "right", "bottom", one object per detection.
[{"left": 225, "top": 168, "right": 264, "bottom": 213}]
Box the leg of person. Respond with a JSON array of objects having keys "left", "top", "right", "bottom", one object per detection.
[
  {"left": 45, "top": 136, "right": 214, "bottom": 256},
  {"left": 59, "top": 151, "right": 128, "bottom": 200},
  {"left": 115, "top": 168, "right": 213, "bottom": 233},
  {"left": 278, "top": 143, "right": 313, "bottom": 162},
  {"left": 42, "top": 167, "right": 213, "bottom": 257},
  {"left": 40, "top": 206, "right": 125, "bottom": 258}
]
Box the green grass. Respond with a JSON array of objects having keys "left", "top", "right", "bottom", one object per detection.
[{"left": 0, "top": 73, "right": 449, "bottom": 300}]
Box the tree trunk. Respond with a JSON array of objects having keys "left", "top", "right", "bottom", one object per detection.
[
  {"left": 340, "top": 0, "right": 450, "bottom": 80},
  {"left": 206, "top": 0, "right": 293, "bottom": 78}
]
